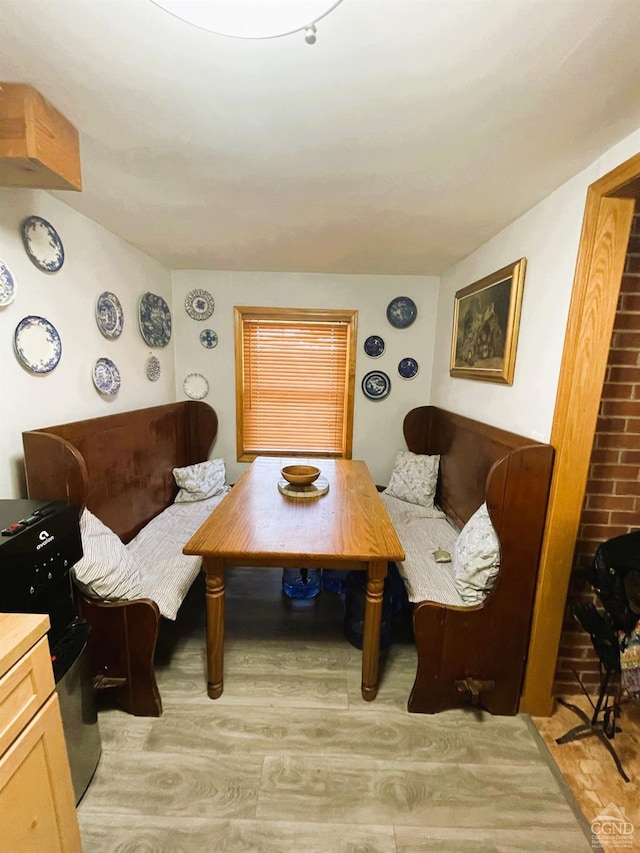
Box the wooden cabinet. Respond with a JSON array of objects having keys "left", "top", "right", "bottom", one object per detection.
[{"left": 0, "top": 613, "right": 82, "bottom": 852}]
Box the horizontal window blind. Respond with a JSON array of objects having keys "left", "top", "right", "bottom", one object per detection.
[{"left": 241, "top": 318, "right": 350, "bottom": 455}]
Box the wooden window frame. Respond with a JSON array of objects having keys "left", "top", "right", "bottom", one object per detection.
[{"left": 234, "top": 306, "right": 357, "bottom": 462}]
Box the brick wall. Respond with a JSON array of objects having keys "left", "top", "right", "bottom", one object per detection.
[{"left": 554, "top": 207, "right": 640, "bottom": 693}]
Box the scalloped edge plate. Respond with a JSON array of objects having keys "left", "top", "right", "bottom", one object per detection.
[
  {"left": 96, "top": 291, "right": 124, "bottom": 339},
  {"left": 14, "top": 315, "right": 62, "bottom": 374},
  {"left": 184, "top": 372, "right": 209, "bottom": 400},
  {"left": 93, "top": 357, "right": 121, "bottom": 396},
  {"left": 21, "top": 216, "right": 64, "bottom": 272}
]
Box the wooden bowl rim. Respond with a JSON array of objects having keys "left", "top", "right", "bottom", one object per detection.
[{"left": 281, "top": 464, "right": 321, "bottom": 484}]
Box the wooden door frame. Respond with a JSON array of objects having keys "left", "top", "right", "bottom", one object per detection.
[{"left": 520, "top": 151, "right": 640, "bottom": 716}]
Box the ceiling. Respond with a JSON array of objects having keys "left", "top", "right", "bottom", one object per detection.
[{"left": 1, "top": 0, "right": 640, "bottom": 276}]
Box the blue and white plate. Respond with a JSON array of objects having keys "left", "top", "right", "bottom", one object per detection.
[
  {"left": 0, "top": 258, "right": 16, "bottom": 306},
  {"left": 183, "top": 373, "right": 209, "bottom": 400},
  {"left": 14, "top": 315, "right": 62, "bottom": 374},
  {"left": 185, "top": 289, "right": 215, "bottom": 321},
  {"left": 139, "top": 291, "right": 172, "bottom": 347},
  {"left": 362, "top": 370, "right": 391, "bottom": 401},
  {"left": 386, "top": 296, "right": 417, "bottom": 329},
  {"left": 146, "top": 353, "right": 161, "bottom": 381},
  {"left": 93, "top": 357, "right": 121, "bottom": 396},
  {"left": 21, "top": 216, "right": 64, "bottom": 272},
  {"left": 199, "top": 328, "right": 218, "bottom": 348},
  {"left": 364, "top": 334, "right": 385, "bottom": 358},
  {"left": 96, "top": 291, "right": 124, "bottom": 339},
  {"left": 398, "top": 357, "right": 419, "bottom": 379}
]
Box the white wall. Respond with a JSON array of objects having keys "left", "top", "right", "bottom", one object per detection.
[
  {"left": 172, "top": 270, "right": 439, "bottom": 485},
  {"left": 0, "top": 188, "right": 175, "bottom": 499},
  {"left": 431, "top": 127, "right": 640, "bottom": 442}
]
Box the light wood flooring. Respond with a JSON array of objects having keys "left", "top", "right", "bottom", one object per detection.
[{"left": 78, "top": 569, "right": 594, "bottom": 852}]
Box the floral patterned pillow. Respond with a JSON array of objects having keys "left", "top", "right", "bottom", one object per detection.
[
  {"left": 173, "top": 459, "right": 227, "bottom": 503},
  {"left": 453, "top": 502, "right": 501, "bottom": 605},
  {"left": 384, "top": 450, "right": 440, "bottom": 508}
]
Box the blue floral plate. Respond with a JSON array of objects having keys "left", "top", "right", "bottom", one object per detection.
[
  {"left": 0, "top": 258, "right": 16, "bottom": 306},
  {"left": 200, "top": 329, "right": 218, "bottom": 348},
  {"left": 362, "top": 370, "right": 391, "bottom": 400},
  {"left": 386, "top": 296, "right": 417, "bottom": 329},
  {"left": 139, "top": 292, "right": 172, "bottom": 347},
  {"left": 93, "top": 357, "right": 121, "bottom": 396},
  {"left": 185, "top": 289, "right": 215, "bottom": 320},
  {"left": 14, "top": 315, "right": 62, "bottom": 374},
  {"left": 96, "top": 291, "right": 124, "bottom": 339},
  {"left": 21, "top": 216, "right": 64, "bottom": 272}
]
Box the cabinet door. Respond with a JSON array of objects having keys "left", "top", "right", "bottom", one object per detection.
[{"left": 0, "top": 692, "right": 82, "bottom": 853}]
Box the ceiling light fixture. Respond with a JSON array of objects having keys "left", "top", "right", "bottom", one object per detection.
[{"left": 149, "top": 1, "right": 344, "bottom": 44}]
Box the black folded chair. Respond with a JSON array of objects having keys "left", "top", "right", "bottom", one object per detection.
[{"left": 555, "top": 531, "right": 640, "bottom": 783}]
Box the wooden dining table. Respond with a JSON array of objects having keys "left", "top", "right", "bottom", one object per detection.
[{"left": 183, "top": 456, "right": 405, "bottom": 701}]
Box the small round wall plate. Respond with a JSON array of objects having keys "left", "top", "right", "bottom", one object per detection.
[
  {"left": 362, "top": 370, "right": 391, "bottom": 401},
  {"left": 21, "top": 216, "right": 64, "bottom": 272},
  {"left": 200, "top": 328, "right": 218, "bottom": 348},
  {"left": 14, "top": 315, "right": 62, "bottom": 374},
  {"left": 139, "top": 291, "right": 172, "bottom": 347},
  {"left": 96, "top": 291, "right": 124, "bottom": 339},
  {"left": 146, "top": 353, "right": 161, "bottom": 381},
  {"left": 0, "top": 258, "right": 16, "bottom": 306},
  {"left": 93, "top": 357, "right": 121, "bottom": 396},
  {"left": 363, "top": 334, "right": 385, "bottom": 358},
  {"left": 185, "top": 289, "right": 215, "bottom": 321},
  {"left": 398, "top": 357, "right": 419, "bottom": 379},
  {"left": 184, "top": 372, "right": 209, "bottom": 400},
  {"left": 386, "top": 296, "right": 417, "bottom": 329}
]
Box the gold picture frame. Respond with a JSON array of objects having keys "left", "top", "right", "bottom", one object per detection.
[{"left": 449, "top": 258, "right": 526, "bottom": 385}]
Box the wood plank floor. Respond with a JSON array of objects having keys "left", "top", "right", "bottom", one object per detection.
[
  {"left": 78, "top": 569, "right": 593, "bottom": 852},
  {"left": 532, "top": 692, "right": 640, "bottom": 852}
]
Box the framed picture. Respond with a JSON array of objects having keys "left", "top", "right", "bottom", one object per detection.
[{"left": 449, "top": 258, "right": 526, "bottom": 384}]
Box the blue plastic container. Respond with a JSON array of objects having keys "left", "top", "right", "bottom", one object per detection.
[
  {"left": 322, "top": 569, "right": 349, "bottom": 594},
  {"left": 282, "top": 568, "right": 322, "bottom": 599}
]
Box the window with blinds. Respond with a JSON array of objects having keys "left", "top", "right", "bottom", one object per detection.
[{"left": 235, "top": 307, "right": 357, "bottom": 460}]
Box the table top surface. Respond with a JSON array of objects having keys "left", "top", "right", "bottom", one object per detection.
[{"left": 184, "top": 457, "right": 404, "bottom": 565}]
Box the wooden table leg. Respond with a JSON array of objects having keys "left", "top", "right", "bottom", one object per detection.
[
  {"left": 204, "top": 558, "right": 225, "bottom": 699},
  {"left": 361, "top": 560, "right": 387, "bottom": 701}
]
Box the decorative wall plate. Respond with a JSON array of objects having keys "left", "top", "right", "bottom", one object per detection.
[
  {"left": 185, "top": 289, "right": 215, "bottom": 321},
  {"left": 183, "top": 372, "right": 209, "bottom": 400},
  {"left": 146, "top": 353, "right": 161, "bottom": 381},
  {"left": 362, "top": 370, "right": 391, "bottom": 400},
  {"left": 199, "top": 329, "right": 218, "bottom": 348},
  {"left": 14, "top": 315, "right": 62, "bottom": 374},
  {"left": 386, "top": 296, "right": 417, "bottom": 329},
  {"left": 363, "top": 334, "right": 385, "bottom": 358},
  {"left": 398, "top": 357, "right": 419, "bottom": 379},
  {"left": 21, "top": 216, "right": 64, "bottom": 272},
  {"left": 93, "top": 357, "right": 121, "bottom": 396},
  {"left": 0, "top": 259, "right": 16, "bottom": 306},
  {"left": 139, "top": 291, "right": 172, "bottom": 347},
  {"left": 96, "top": 291, "right": 124, "bottom": 339}
]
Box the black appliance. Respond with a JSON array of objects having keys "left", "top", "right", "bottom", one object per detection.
[{"left": 0, "top": 499, "right": 101, "bottom": 803}]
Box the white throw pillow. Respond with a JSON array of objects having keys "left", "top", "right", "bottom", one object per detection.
[
  {"left": 384, "top": 450, "right": 440, "bottom": 508},
  {"left": 453, "top": 502, "right": 501, "bottom": 605},
  {"left": 71, "top": 509, "right": 143, "bottom": 601},
  {"left": 173, "top": 458, "right": 227, "bottom": 503}
]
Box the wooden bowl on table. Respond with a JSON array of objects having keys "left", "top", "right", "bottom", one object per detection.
[{"left": 281, "top": 465, "right": 321, "bottom": 487}]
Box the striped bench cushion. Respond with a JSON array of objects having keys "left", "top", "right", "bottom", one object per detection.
[
  {"left": 127, "top": 489, "right": 230, "bottom": 620},
  {"left": 381, "top": 493, "right": 463, "bottom": 606}
]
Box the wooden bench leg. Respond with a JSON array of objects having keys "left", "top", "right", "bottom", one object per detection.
[{"left": 78, "top": 595, "right": 162, "bottom": 717}]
